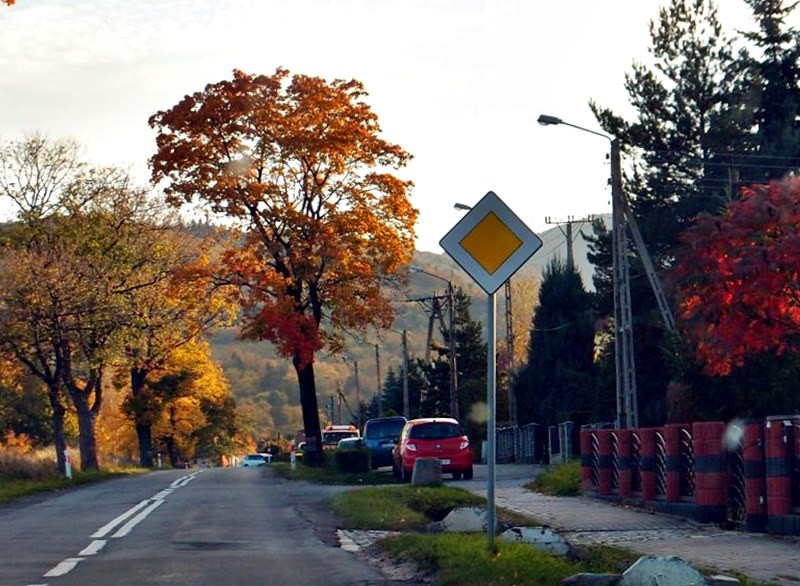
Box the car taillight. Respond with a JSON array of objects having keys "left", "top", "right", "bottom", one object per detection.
[
  {"left": 406, "top": 442, "right": 417, "bottom": 452},
  {"left": 459, "top": 439, "right": 470, "bottom": 450}
]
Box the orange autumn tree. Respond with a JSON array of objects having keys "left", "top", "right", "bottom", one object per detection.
[
  {"left": 673, "top": 177, "right": 800, "bottom": 376},
  {"left": 149, "top": 68, "right": 417, "bottom": 464}
]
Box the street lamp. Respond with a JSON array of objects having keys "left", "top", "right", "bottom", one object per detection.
[
  {"left": 537, "top": 114, "right": 638, "bottom": 429},
  {"left": 410, "top": 265, "right": 459, "bottom": 420}
]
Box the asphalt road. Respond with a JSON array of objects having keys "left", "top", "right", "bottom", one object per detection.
[{"left": 0, "top": 467, "right": 407, "bottom": 586}]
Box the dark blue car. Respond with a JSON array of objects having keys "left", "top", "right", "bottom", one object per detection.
[{"left": 363, "top": 416, "right": 407, "bottom": 469}]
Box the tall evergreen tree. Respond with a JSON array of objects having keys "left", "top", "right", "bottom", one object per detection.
[
  {"left": 592, "top": 0, "right": 751, "bottom": 265},
  {"left": 741, "top": 0, "right": 800, "bottom": 180},
  {"left": 514, "top": 260, "right": 598, "bottom": 427},
  {"left": 586, "top": 0, "right": 754, "bottom": 424},
  {"left": 380, "top": 366, "right": 423, "bottom": 419}
]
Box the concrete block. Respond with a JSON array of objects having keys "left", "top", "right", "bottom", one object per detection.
[
  {"left": 500, "top": 526, "right": 572, "bottom": 557},
  {"left": 434, "top": 507, "right": 487, "bottom": 533},
  {"left": 411, "top": 457, "right": 442, "bottom": 486},
  {"left": 620, "top": 556, "right": 706, "bottom": 586},
  {"left": 562, "top": 573, "right": 621, "bottom": 586}
]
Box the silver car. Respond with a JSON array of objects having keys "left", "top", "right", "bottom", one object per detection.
[{"left": 242, "top": 454, "right": 267, "bottom": 467}]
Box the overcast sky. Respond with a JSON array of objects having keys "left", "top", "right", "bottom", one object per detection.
[{"left": 0, "top": 0, "right": 778, "bottom": 253}]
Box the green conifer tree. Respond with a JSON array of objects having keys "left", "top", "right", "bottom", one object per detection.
[{"left": 514, "top": 260, "right": 598, "bottom": 427}]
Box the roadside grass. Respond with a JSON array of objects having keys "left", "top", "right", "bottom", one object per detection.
[
  {"left": 0, "top": 467, "right": 148, "bottom": 504},
  {"left": 327, "top": 485, "right": 485, "bottom": 530},
  {"left": 328, "top": 484, "right": 641, "bottom": 584},
  {"left": 381, "top": 532, "right": 595, "bottom": 586},
  {"left": 1, "top": 448, "right": 148, "bottom": 504},
  {"left": 274, "top": 459, "right": 765, "bottom": 585},
  {"left": 324, "top": 480, "right": 762, "bottom": 586},
  {"left": 270, "top": 461, "right": 401, "bottom": 485},
  {"left": 525, "top": 461, "right": 581, "bottom": 496}
]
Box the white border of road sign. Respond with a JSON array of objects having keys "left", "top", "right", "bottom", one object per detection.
[{"left": 439, "top": 191, "right": 542, "bottom": 295}]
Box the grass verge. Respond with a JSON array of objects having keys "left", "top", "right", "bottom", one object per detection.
[
  {"left": 270, "top": 461, "right": 401, "bottom": 485},
  {"left": 325, "top": 481, "right": 764, "bottom": 586},
  {"left": 328, "top": 485, "right": 484, "bottom": 530},
  {"left": 0, "top": 468, "right": 148, "bottom": 505},
  {"left": 525, "top": 461, "right": 581, "bottom": 496},
  {"left": 328, "top": 484, "right": 641, "bottom": 584},
  {"left": 382, "top": 532, "right": 595, "bottom": 586}
]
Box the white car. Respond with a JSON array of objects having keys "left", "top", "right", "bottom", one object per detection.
[
  {"left": 337, "top": 437, "right": 364, "bottom": 449},
  {"left": 242, "top": 454, "right": 268, "bottom": 467}
]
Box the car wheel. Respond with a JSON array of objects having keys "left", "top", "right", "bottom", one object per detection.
[
  {"left": 452, "top": 471, "right": 462, "bottom": 480},
  {"left": 463, "top": 466, "right": 473, "bottom": 480}
]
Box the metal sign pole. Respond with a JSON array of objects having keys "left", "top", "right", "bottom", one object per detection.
[
  {"left": 438, "top": 190, "right": 542, "bottom": 553},
  {"left": 486, "top": 291, "right": 496, "bottom": 550}
]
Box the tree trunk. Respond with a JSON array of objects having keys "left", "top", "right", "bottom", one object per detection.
[
  {"left": 131, "top": 368, "right": 154, "bottom": 467},
  {"left": 46, "top": 384, "right": 68, "bottom": 474},
  {"left": 164, "top": 435, "right": 180, "bottom": 468},
  {"left": 62, "top": 366, "right": 104, "bottom": 471},
  {"left": 293, "top": 354, "right": 322, "bottom": 467},
  {"left": 136, "top": 423, "right": 154, "bottom": 468},
  {"left": 72, "top": 392, "right": 99, "bottom": 470}
]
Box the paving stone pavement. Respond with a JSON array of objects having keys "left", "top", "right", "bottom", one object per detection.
[
  {"left": 483, "top": 484, "right": 800, "bottom": 585},
  {"left": 338, "top": 466, "right": 800, "bottom": 584}
]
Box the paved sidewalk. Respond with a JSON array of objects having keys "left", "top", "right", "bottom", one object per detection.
[{"left": 471, "top": 473, "right": 800, "bottom": 585}]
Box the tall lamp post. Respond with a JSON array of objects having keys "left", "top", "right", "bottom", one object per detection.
[
  {"left": 537, "top": 114, "right": 638, "bottom": 429},
  {"left": 410, "top": 266, "right": 459, "bottom": 420}
]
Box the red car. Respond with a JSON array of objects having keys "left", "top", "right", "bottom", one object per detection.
[{"left": 392, "top": 417, "right": 473, "bottom": 481}]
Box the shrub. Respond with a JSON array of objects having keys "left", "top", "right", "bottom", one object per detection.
[
  {"left": 332, "top": 446, "right": 371, "bottom": 473},
  {"left": 0, "top": 447, "right": 60, "bottom": 482},
  {"left": 527, "top": 460, "right": 581, "bottom": 496}
]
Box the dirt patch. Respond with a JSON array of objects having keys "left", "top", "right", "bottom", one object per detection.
[
  {"left": 353, "top": 539, "right": 434, "bottom": 584},
  {"left": 296, "top": 499, "right": 433, "bottom": 584},
  {"left": 295, "top": 499, "right": 342, "bottom": 547}
]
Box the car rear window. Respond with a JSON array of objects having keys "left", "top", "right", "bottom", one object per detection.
[
  {"left": 408, "top": 422, "right": 461, "bottom": 440},
  {"left": 322, "top": 431, "right": 358, "bottom": 445},
  {"left": 365, "top": 420, "right": 405, "bottom": 440}
]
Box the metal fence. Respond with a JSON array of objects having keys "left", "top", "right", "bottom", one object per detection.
[{"left": 495, "top": 422, "right": 550, "bottom": 464}]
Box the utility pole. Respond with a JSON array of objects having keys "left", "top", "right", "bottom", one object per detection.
[
  {"left": 407, "top": 268, "right": 459, "bottom": 420},
  {"left": 545, "top": 215, "right": 595, "bottom": 271},
  {"left": 619, "top": 199, "right": 675, "bottom": 332},
  {"left": 337, "top": 382, "right": 344, "bottom": 424},
  {"left": 424, "top": 296, "right": 443, "bottom": 364},
  {"left": 538, "top": 114, "right": 677, "bottom": 430},
  {"left": 402, "top": 329, "right": 410, "bottom": 419},
  {"left": 611, "top": 138, "right": 637, "bottom": 429},
  {"left": 447, "top": 282, "right": 459, "bottom": 421},
  {"left": 354, "top": 360, "right": 361, "bottom": 426},
  {"left": 375, "top": 343, "right": 382, "bottom": 416},
  {"left": 503, "top": 279, "right": 516, "bottom": 426}
]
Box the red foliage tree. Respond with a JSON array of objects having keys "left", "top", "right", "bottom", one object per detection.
[{"left": 674, "top": 177, "right": 800, "bottom": 375}]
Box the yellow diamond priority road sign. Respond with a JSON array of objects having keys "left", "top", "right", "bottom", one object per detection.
[{"left": 440, "top": 191, "right": 542, "bottom": 294}]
